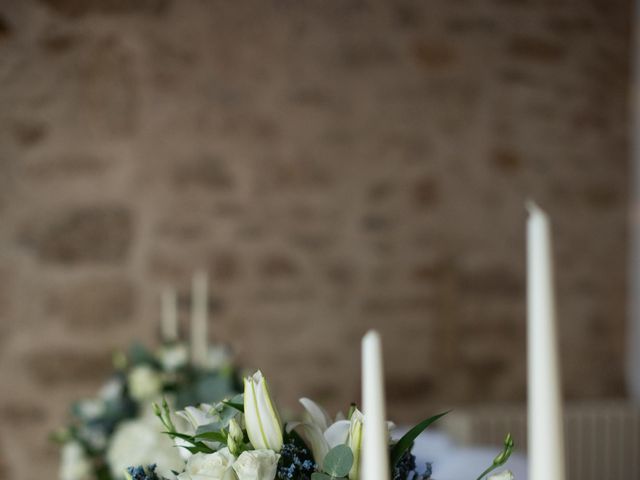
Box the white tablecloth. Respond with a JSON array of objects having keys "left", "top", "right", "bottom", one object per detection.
[{"left": 395, "top": 429, "right": 528, "bottom": 480}]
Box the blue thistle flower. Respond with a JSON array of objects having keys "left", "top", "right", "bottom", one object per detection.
[{"left": 126, "top": 464, "right": 161, "bottom": 480}]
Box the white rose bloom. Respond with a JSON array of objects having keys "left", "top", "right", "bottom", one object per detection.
[
  {"left": 100, "top": 377, "right": 124, "bottom": 401},
  {"left": 177, "top": 449, "right": 236, "bottom": 480},
  {"left": 159, "top": 344, "right": 189, "bottom": 371},
  {"left": 128, "top": 365, "right": 162, "bottom": 401},
  {"left": 107, "top": 418, "right": 184, "bottom": 479},
  {"left": 206, "top": 345, "right": 231, "bottom": 370},
  {"left": 59, "top": 441, "right": 92, "bottom": 480},
  {"left": 77, "top": 399, "right": 106, "bottom": 420},
  {"left": 78, "top": 425, "right": 108, "bottom": 451},
  {"left": 488, "top": 470, "right": 514, "bottom": 480},
  {"left": 232, "top": 450, "right": 280, "bottom": 480}
]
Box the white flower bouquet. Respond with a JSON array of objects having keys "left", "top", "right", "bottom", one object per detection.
[
  {"left": 54, "top": 341, "right": 241, "bottom": 480},
  {"left": 124, "top": 370, "right": 515, "bottom": 480}
]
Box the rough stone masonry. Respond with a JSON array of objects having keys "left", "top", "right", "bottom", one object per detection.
[{"left": 0, "top": 0, "right": 632, "bottom": 478}]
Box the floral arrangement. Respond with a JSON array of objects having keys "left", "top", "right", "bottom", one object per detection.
[
  {"left": 55, "top": 341, "right": 241, "bottom": 480},
  {"left": 124, "top": 370, "right": 515, "bottom": 480}
]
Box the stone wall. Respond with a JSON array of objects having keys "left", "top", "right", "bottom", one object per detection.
[{"left": 0, "top": 0, "right": 632, "bottom": 478}]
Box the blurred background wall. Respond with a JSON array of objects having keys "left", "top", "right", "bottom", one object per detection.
[{"left": 0, "top": 0, "right": 632, "bottom": 478}]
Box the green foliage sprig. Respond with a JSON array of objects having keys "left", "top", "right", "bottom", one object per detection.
[{"left": 475, "top": 433, "right": 515, "bottom": 480}]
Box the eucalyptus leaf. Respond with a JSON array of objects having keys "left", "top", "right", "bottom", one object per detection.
[
  {"left": 196, "top": 375, "right": 235, "bottom": 403},
  {"left": 390, "top": 411, "right": 450, "bottom": 467},
  {"left": 323, "top": 444, "right": 354, "bottom": 478},
  {"left": 128, "top": 343, "right": 157, "bottom": 366},
  {"left": 311, "top": 473, "right": 332, "bottom": 480},
  {"left": 215, "top": 403, "right": 241, "bottom": 426}
]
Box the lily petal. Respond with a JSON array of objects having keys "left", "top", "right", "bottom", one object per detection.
[
  {"left": 324, "top": 420, "right": 351, "bottom": 449},
  {"left": 299, "top": 397, "right": 331, "bottom": 431}
]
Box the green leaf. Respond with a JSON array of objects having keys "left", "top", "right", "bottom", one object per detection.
[
  {"left": 162, "top": 431, "right": 197, "bottom": 445},
  {"left": 311, "top": 473, "right": 331, "bottom": 480},
  {"left": 222, "top": 399, "right": 244, "bottom": 412},
  {"left": 390, "top": 410, "right": 450, "bottom": 467},
  {"left": 128, "top": 343, "right": 157, "bottom": 366},
  {"left": 323, "top": 444, "right": 354, "bottom": 477},
  {"left": 195, "top": 431, "right": 228, "bottom": 443},
  {"left": 196, "top": 421, "right": 225, "bottom": 436}
]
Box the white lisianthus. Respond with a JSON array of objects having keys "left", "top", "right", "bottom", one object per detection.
[
  {"left": 243, "top": 371, "right": 283, "bottom": 452},
  {"left": 232, "top": 449, "right": 280, "bottom": 480},
  {"left": 177, "top": 448, "right": 237, "bottom": 480},
  {"left": 59, "top": 441, "right": 92, "bottom": 480},
  {"left": 488, "top": 470, "right": 514, "bottom": 480},
  {"left": 107, "top": 418, "right": 185, "bottom": 479},
  {"left": 128, "top": 365, "right": 162, "bottom": 401}
]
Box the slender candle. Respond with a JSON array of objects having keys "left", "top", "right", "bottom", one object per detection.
[
  {"left": 361, "top": 330, "right": 390, "bottom": 480},
  {"left": 190, "top": 271, "right": 209, "bottom": 368},
  {"left": 527, "top": 202, "right": 566, "bottom": 480},
  {"left": 161, "top": 287, "right": 178, "bottom": 343}
]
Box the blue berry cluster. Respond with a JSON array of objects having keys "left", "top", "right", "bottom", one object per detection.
[
  {"left": 126, "top": 464, "right": 162, "bottom": 480},
  {"left": 276, "top": 441, "right": 317, "bottom": 480},
  {"left": 393, "top": 449, "right": 432, "bottom": 480}
]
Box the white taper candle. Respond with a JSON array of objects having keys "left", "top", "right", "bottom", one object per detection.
[
  {"left": 161, "top": 287, "right": 178, "bottom": 343},
  {"left": 361, "top": 330, "right": 390, "bottom": 480},
  {"left": 527, "top": 202, "right": 566, "bottom": 480},
  {"left": 190, "top": 271, "right": 209, "bottom": 368}
]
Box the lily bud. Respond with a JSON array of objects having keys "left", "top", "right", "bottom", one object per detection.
[
  {"left": 243, "top": 371, "right": 283, "bottom": 452},
  {"left": 347, "top": 409, "right": 363, "bottom": 480}
]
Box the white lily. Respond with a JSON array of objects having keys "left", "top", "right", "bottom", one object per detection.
[
  {"left": 243, "top": 371, "right": 283, "bottom": 452},
  {"left": 347, "top": 409, "right": 363, "bottom": 480},
  {"left": 176, "top": 403, "right": 217, "bottom": 433},
  {"left": 291, "top": 398, "right": 392, "bottom": 471}
]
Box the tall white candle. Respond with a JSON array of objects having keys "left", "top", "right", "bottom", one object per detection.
[
  {"left": 361, "top": 330, "right": 390, "bottom": 480},
  {"left": 527, "top": 202, "right": 566, "bottom": 480},
  {"left": 161, "top": 287, "right": 178, "bottom": 343},
  {"left": 190, "top": 271, "right": 209, "bottom": 368}
]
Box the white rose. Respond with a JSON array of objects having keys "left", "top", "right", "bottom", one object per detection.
[
  {"left": 206, "top": 345, "right": 231, "bottom": 370},
  {"left": 76, "top": 399, "right": 106, "bottom": 420},
  {"left": 107, "top": 418, "right": 184, "bottom": 479},
  {"left": 488, "top": 470, "right": 514, "bottom": 480},
  {"left": 159, "top": 344, "right": 189, "bottom": 371},
  {"left": 59, "top": 441, "right": 92, "bottom": 480},
  {"left": 177, "top": 449, "right": 236, "bottom": 480},
  {"left": 232, "top": 450, "right": 280, "bottom": 480},
  {"left": 100, "top": 377, "right": 124, "bottom": 401},
  {"left": 128, "top": 365, "right": 162, "bottom": 401}
]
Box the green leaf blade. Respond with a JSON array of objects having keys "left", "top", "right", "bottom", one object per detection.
[{"left": 390, "top": 410, "right": 450, "bottom": 467}]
